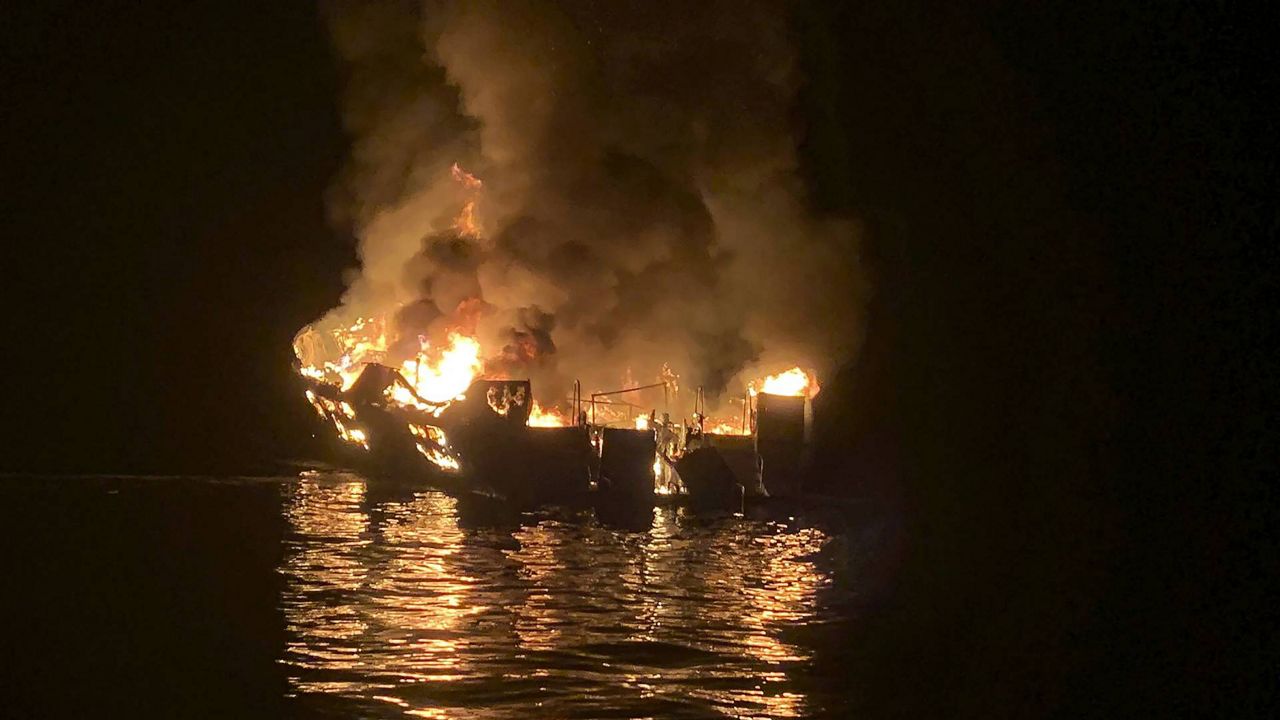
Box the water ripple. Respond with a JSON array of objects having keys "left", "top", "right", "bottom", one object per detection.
[{"left": 281, "top": 471, "right": 848, "bottom": 718}]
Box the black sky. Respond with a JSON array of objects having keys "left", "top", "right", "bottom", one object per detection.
[
  {"left": 0, "top": 1, "right": 1273, "bottom": 715},
  {"left": 4, "top": 1, "right": 352, "bottom": 471}
]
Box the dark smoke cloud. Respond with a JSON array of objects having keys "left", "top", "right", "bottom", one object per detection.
[{"left": 313, "top": 0, "right": 868, "bottom": 411}]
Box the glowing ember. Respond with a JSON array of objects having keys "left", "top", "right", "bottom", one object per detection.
[
  {"left": 634, "top": 414, "right": 651, "bottom": 430},
  {"left": 705, "top": 420, "right": 749, "bottom": 436},
  {"left": 332, "top": 419, "right": 369, "bottom": 450},
  {"left": 749, "top": 367, "right": 820, "bottom": 398},
  {"left": 416, "top": 443, "right": 461, "bottom": 471},
  {"left": 304, "top": 390, "right": 325, "bottom": 418},
  {"left": 408, "top": 423, "right": 449, "bottom": 447},
  {"left": 408, "top": 423, "right": 459, "bottom": 471},
  {"left": 486, "top": 383, "right": 528, "bottom": 417}
]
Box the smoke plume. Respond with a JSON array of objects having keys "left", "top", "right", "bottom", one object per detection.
[{"left": 311, "top": 0, "right": 867, "bottom": 411}]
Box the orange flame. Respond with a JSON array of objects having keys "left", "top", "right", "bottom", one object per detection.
[
  {"left": 450, "top": 162, "right": 483, "bottom": 190},
  {"left": 749, "top": 367, "right": 819, "bottom": 398},
  {"left": 400, "top": 332, "right": 484, "bottom": 403},
  {"left": 528, "top": 401, "right": 570, "bottom": 427},
  {"left": 408, "top": 423, "right": 460, "bottom": 471},
  {"left": 455, "top": 200, "right": 481, "bottom": 237},
  {"left": 295, "top": 319, "right": 483, "bottom": 414},
  {"left": 451, "top": 162, "right": 483, "bottom": 237},
  {"left": 705, "top": 420, "right": 750, "bottom": 436}
]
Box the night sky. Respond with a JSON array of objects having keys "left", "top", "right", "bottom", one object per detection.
[
  {"left": 5, "top": 2, "right": 351, "bottom": 471},
  {"left": 1, "top": 1, "right": 1272, "bottom": 716}
]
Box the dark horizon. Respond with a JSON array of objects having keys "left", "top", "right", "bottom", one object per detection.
[{"left": 1, "top": 1, "right": 1272, "bottom": 717}]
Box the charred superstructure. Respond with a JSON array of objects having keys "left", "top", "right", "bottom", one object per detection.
[
  {"left": 299, "top": 359, "right": 818, "bottom": 510},
  {"left": 754, "top": 392, "right": 809, "bottom": 497},
  {"left": 302, "top": 364, "right": 588, "bottom": 504}
]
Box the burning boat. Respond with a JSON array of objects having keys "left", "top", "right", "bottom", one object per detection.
[
  {"left": 296, "top": 326, "right": 818, "bottom": 511},
  {"left": 291, "top": 161, "right": 823, "bottom": 510}
]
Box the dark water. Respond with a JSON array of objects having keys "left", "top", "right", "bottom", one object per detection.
[{"left": 4, "top": 472, "right": 867, "bottom": 718}]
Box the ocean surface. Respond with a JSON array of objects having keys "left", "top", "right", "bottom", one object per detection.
[{"left": 3, "top": 471, "right": 874, "bottom": 718}]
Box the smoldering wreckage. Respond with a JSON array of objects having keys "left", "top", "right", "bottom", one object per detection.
[{"left": 294, "top": 2, "right": 864, "bottom": 514}]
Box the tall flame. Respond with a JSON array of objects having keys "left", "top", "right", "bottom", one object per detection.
[
  {"left": 401, "top": 333, "right": 483, "bottom": 403},
  {"left": 451, "top": 162, "right": 483, "bottom": 237}
]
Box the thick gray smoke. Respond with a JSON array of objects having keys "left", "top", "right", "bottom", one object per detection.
[{"left": 313, "top": 0, "right": 867, "bottom": 412}]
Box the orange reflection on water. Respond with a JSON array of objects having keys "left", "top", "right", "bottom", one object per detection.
[
  {"left": 280, "top": 472, "right": 841, "bottom": 719},
  {"left": 282, "top": 476, "right": 483, "bottom": 700}
]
